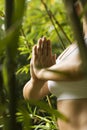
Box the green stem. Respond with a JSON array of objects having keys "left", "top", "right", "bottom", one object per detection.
[
  {"left": 50, "top": 10, "right": 72, "bottom": 45},
  {"left": 41, "top": 0, "right": 66, "bottom": 50}
]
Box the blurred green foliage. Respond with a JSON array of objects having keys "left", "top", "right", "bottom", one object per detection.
[
  {"left": 17, "top": 0, "right": 73, "bottom": 85},
  {"left": 0, "top": 0, "right": 74, "bottom": 130}
]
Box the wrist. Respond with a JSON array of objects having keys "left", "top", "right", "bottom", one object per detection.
[{"left": 31, "top": 77, "right": 46, "bottom": 85}]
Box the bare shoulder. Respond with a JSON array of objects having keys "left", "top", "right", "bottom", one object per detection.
[{"left": 57, "top": 43, "right": 80, "bottom": 62}]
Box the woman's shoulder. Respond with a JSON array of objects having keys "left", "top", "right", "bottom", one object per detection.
[{"left": 56, "top": 42, "right": 78, "bottom": 62}]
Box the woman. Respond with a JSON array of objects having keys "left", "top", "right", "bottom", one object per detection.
[{"left": 23, "top": 1, "right": 87, "bottom": 130}]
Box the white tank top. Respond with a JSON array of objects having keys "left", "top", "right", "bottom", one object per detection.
[{"left": 48, "top": 39, "right": 87, "bottom": 100}]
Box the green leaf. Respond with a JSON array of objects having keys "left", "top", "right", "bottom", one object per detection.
[{"left": 29, "top": 100, "right": 69, "bottom": 122}]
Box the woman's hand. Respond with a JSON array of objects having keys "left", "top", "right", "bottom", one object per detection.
[
  {"left": 30, "top": 59, "right": 38, "bottom": 81},
  {"left": 32, "top": 37, "right": 56, "bottom": 78}
]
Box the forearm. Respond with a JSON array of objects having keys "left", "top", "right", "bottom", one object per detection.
[
  {"left": 35, "top": 60, "right": 83, "bottom": 81},
  {"left": 23, "top": 78, "right": 47, "bottom": 100}
]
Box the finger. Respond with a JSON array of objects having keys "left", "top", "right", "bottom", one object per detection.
[
  {"left": 43, "top": 37, "right": 48, "bottom": 56},
  {"left": 34, "top": 45, "right": 38, "bottom": 55},
  {"left": 37, "top": 38, "right": 42, "bottom": 55},
  {"left": 47, "top": 39, "right": 52, "bottom": 56},
  {"left": 42, "top": 36, "right": 46, "bottom": 43},
  {"left": 41, "top": 37, "right": 47, "bottom": 55},
  {"left": 30, "top": 59, "right": 33, "bottom": 72},
  {"left": 52, "top": 54, "right": 56, "bottom": 64},
  {"left": 38, "top": 38, "right": 42, "bottom": 49},
  {"left": 32, "top": 45, "right": 38, "bottom": 61}
]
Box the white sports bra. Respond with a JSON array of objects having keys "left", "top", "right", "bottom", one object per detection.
[{"left": 48, "top": 39, "right": 87, "bottom": 100}]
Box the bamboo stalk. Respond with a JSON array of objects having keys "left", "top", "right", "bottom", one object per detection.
[
  {"left": 5, "top": 0, "right": 14, "bottom": 29},
  {"left": 5, "top": 0, "right": 19, "bottom": 130}
]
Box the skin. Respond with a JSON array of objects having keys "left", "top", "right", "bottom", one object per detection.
[
  {"left": 23, "top": 38, "right": 55, "bottom": 100},
  {"left": 23, "top": 37, "right": 87, "bottom": 130},
  {"left": 32, "top": 41, "right": 82, "bottom": 81},
  {"left": 23, "top": 2, "right": 87, "bottom": 130}
]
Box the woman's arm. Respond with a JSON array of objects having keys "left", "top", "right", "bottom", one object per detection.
[
  {"left": 23, "top": 58, "right": 50, "bottom": 100},
  {"left": 33, "top": 42, "right": 83, "bottom": 81},
  {"left": 23, "top": 37, "right": 56, "bottom": 100},
  {"left": 34, "top": 58, "right": 82, "bottom": 81},
  {"left": 23, "top": 78, "right": 50, "bottom": 100}
]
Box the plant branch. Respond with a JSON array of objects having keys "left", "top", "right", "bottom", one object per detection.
[
  {"left": 21, "top": 28, "right": 31, "bottom": 49},
  {"left": 41, "top": 0, "right": 66, "bottom": 50},
  {"left": 50, "top": 10, "right": 72, "bottom": 45}
]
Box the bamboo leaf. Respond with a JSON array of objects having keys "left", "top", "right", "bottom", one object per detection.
[{"left": 29, "top": 100, "right": 69, "bottom": 122}]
